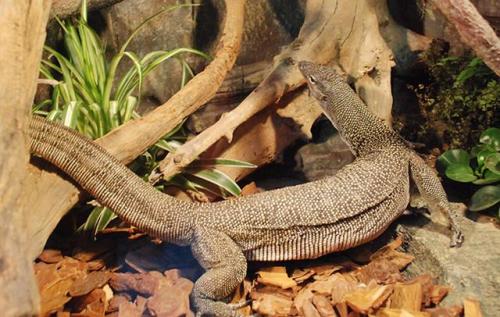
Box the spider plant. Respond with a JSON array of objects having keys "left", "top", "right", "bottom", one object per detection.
[{"left": 34, "top": 0, "right": 255, "bottom": 236}]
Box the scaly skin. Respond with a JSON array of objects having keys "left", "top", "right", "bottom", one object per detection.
[{"left": 28, "top": 61, "right": 463, "bottom": 316}]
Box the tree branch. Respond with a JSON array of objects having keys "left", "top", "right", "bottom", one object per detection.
[
  {"left": 25, "top": 0, "right": 245, "bottom": 259},
  {"left": 157, "top": 0, "right": 397, "bottom": 179},
  {"left": 157, "top": 0, "right": 343, "bottom": 179},
  {"left": 429, "top": 0, "right": 500, "bottom": 75}
]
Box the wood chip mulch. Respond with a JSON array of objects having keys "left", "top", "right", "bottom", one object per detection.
[{"left": 34, "top": 234, "right": 483, "bottom": 317}]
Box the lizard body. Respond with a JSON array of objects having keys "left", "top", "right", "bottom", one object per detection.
[{"left": 28, "top": 61, "right": 463, "bottom": 316}]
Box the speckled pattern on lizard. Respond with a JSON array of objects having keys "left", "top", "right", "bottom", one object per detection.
[{"left": 28, "top": 61, "right": 463, "bottom": 316}]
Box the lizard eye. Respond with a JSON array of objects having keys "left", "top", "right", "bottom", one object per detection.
[{"left": 308, "top": 75, "right": 318, "bottom": 85}]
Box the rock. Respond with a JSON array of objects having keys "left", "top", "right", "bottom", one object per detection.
[
  {"left": 117, "top": 299, "right": 146, "bottom": 317},
  {"left": 51, "top": 0, "right": 123, "bottom": 19},
  {"left": 109, "top": 272, "right": 162, "bottom": 296},
  {"left": 400, "top": 212, "right": 500, "bottom": 316},
  {"left": 235, "top": 0, "right": 298, "bottom": 65},
  {"left": 98, "top": 0, "right": 303, "bottom": 111},
  {"left": 108, "top": 294, "right": 130, "bottom": 313},
  {"left": 197, "top": 0, "right": 300, "bottom": 64},
  {"left": 124, "top": 243, "right": 170, "bottom": 273},
  {"left": 295, "top": 130, "right": 354, "bottom": 181},
  {"left": 70, "top": 288, "right": 107, "bottom": 315},
  {"left": 100, "top": 0, "right": 199, "bottom": 104}
]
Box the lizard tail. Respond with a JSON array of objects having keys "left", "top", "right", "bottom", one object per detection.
[{"left": 28, "top": 116, "right": 196, "bottom": 244}]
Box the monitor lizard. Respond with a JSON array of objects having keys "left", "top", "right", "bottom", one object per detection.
[{"left": 28, "top": 61, "right": 463, "bottom": 316}]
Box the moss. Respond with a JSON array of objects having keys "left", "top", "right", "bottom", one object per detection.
[{"left": 411, "top": 41, "right": 499, "bottom": 149}]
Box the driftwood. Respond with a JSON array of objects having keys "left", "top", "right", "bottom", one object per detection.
[
  {"left": 27, "top": 0, "right": 406, "bottom": 256},
  {"left": 0, "top": 1, "right": 51, "bottom": 316},
  {"left": 429, "top": 0, "right": 500, "bottom": 76},
  {"left": 1, "top": 0, "right": 498, "bottom": 315},
  {"left": 201, "top": 85, "right": 323, "bottom": 182},
  {"left": 25, "top": 0, "right": 245, "bottom": 259},
  {"left": 157, "top": 0, "right": 397, "bottom": 179},
  {"left": 188, "top": 0, "right": 436, "bottom": 183}
]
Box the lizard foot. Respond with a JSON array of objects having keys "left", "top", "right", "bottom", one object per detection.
[
  {"left": 228, "top": 299, "right": 252, "bottom": 309},
  {"left": 194, "top": 298, "right": 246, "bottom": 317},
  {"left": 191, "top": 228, "right": 248, "bottom": 317}
]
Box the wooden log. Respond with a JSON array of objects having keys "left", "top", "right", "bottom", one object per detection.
[
  {"left": 376, "top": 308, "right": 430, "bottom": 317},
  {"left": 464, "top": 298, "right": 483, "bottom": 317},
  {"left": 0, "top": 1, "right": 51, "bottom": 315},
  {"left": 388, "top": 281, "right": 423, "bottom": 311}
]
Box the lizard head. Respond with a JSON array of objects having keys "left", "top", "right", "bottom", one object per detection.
[
  {"left": 298, "top": 61, "right": 329, "bottom": 102},
  {"left": 298, "top": 61, "right": 345, "bottom": 103},
  {"left": 298, "top": 61, "right": 346, "bottom": 121}
]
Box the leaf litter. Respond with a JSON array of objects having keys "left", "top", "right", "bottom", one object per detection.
[{"left": 35, "top": 234, "right": 482, "bottom": 317}]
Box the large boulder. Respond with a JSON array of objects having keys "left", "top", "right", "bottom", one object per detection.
[
  {"left": 100, "top": 0, "right": 198, "bottom": 105},
  {"left": 400, "top": 210, "right": 500, "bottom": 316}
]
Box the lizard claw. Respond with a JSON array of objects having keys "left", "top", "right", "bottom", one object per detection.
[
  {"left": 228, "top": 299, "right": 251, "bottom": 309},
  {"left": 450, "top": 228, "right": 464, "bottom": 248}
]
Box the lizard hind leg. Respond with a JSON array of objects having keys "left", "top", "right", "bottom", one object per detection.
[
  {"left": 409, "top": 154, "right": 464, "bottom": 247},
  {"left": 191, "top": 227, "right": 247, "bottom": 317}
]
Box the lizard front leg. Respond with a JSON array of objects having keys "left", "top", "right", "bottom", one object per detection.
[
  {"left": 409, "top": 154, "right": 464, "bottom": 247},
  {"left": 191, "top": 227, "right": 247, "bottom": 317}
]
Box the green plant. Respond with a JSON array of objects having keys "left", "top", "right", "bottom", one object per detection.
[
  {"left": 438, "top": 128, "right": 500, "bottom": 213},
  {"left": 35, "top": 0, "right": 255, "bottom": 235},
  {"left": 411, "top": 43, "right": 499, "bottom": 149}
]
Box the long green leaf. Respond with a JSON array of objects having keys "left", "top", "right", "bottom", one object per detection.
[
  {"left": 95, "top": 207, "right": 118, "bottom": 235},
  {"left": 192, "top": 158, "right": 257, "bottom": 169},
  {"left": 190, "top": 169, "right": 242, "bottom": 197}
]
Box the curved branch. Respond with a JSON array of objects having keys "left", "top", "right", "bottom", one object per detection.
[
  {"left": 98, "top": 0, "right": 245, "bottom": 163},
  {"left": 157, "top": 0, "right": 344, "bottom": 179},
  {"left": 430, "top": 0, "right": 500, "bottom": 76},
  {"left": 25, "top": 0, "right": 245, "bottom": 259}
]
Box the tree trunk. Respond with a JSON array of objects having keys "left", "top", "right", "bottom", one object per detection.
[{"left": 0, "top": 1, "right": 51, "bottom": 315}]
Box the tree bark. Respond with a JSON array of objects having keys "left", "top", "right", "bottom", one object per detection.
[
  {"left": 157, "top": 0, "right": 397, "bottom": 179},
  {"left": 430, "top": 0, "right": 500, "bottom": 75},
  {"left": 0, "top": 1, "right": 51, "bottom": 315},
  {"left": 207, "top": 87, "right": 323, "bottom": 182}
]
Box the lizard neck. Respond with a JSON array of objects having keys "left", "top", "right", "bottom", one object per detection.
[{"left": 319, "top": 82, "right": 401, "bottom": 156}]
